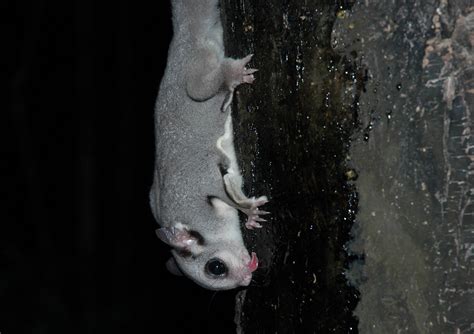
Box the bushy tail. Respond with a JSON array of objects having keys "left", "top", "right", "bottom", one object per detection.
[{"left": 171, "top": 0, "right": 221, "bottom": 33}]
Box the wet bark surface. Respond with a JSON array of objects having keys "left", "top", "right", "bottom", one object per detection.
[
  {"left": 224, "top": 0, "right": 473, "bottom": 333},
  {"left": 222, "top": 1, "right": 362, "bottom": 332}
]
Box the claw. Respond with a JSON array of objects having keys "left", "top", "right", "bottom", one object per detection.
[
  {"left": 248, "top": 210, "right": 266, "bottom": 216},
  {"left": 242, "top": 196, "right": 269, "bottom": 230},
  {"left": 245, "top": 221, "right": 263, "bottom": 230},
  {"left": 242, "top": 53, "right": 254, "bottom": 64},
  {"left": 244, "top": 68, "right": 258, "bottom": 75},
  {"left": 243, "top": 74, "right": 255, "bottom": 84},
  {"left": 228, "top": 54, "right": 258, "bottom": 89},
  {"left": 254, "top": 196, "right": 268, "bottom": 204}
]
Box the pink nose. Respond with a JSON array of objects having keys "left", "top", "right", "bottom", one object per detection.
[{"left": 248, "top": 252, "right": 258, "bottom": 272}]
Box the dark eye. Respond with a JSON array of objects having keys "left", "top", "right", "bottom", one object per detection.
[{"left": 205, "top": 258, "right": 228, "bottom": 277}]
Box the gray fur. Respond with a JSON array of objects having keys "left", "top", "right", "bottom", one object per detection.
[{"left": 149, "top": 0, "right": 267, "bottom": 290}]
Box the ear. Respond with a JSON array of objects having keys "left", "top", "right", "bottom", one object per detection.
[
  {"left": 210, "top": 197, "right": 235, "bottom": 218},
  {"left": 156, "top": 223, "right": 197, "bottom": 249},
  {"left": 165, "top": 257, "right": 183, "bottom": 276}
]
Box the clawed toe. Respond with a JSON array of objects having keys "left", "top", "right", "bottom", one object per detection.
[
  {"left": 242, "top": 196, "right": 269, "bottom": 230},
  {"left": 245, "top": 220, "right": 263, "bottom": 230},
  {"left": 243, "top": 74, "right": 255, "bottom": 84},
  {"left": 242, "top": 67, "right": 257, "bottom": 84},
  {"left": 254, "top": 196, "right": 268, "bottom": 205},
  {"left": 241, "top": 53, "right": 254, "bottom": 65},
  {"left": 245, "top": 211, "right": 266, "bottom": 230},
  {"left": 242, "top": 207, "right": 269, "bottom": 216},
  {"left": 244, "top": 68, "right": 258, "bottom": 75},
  {"left": 233, "top": 55, "right": 258, "bottom": 86}
]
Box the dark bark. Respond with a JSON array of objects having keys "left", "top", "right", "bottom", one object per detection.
[
  {"left": 224, "top": 0, "right": 473, "bottom": 333},
  {"left": 222, "top": 0, "right": 361, "bottom": 332}
]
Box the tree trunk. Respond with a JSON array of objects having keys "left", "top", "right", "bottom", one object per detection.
[
  {"left": 223, "top": 0, "right": 473, "bottom": 333},
  {"left": 222, "top": 0, "right": 362, "bottom": 332}
]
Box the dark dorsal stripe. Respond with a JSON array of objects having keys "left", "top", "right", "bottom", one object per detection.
[
  {"left": 177, "top": 249, "right": 192, "bottom": 258},
  {"left": 188, "top": 229, "right": 205, "bottom": 246}
]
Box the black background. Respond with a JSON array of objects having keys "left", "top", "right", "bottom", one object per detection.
[{"left": 2, "top": 0, "right": 236, "bottom": 333}]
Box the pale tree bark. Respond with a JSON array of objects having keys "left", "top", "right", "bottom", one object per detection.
[{"left": 223, "top": 0, "right": 473, "bottom": 333}]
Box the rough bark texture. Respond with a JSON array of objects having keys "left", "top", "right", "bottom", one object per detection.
[
  {"left": 334, "top": 1, "right": 474, "bottom": 333},
  {"left": 222, "top": 0, "right": 361, "bottom": 332},
  {"left": 224, "top": 0, "right": 473, "bottom": 333}
]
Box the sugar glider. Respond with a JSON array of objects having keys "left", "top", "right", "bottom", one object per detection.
[{"left": 149, "top": 0, "right": 269, "bottom": 290}]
